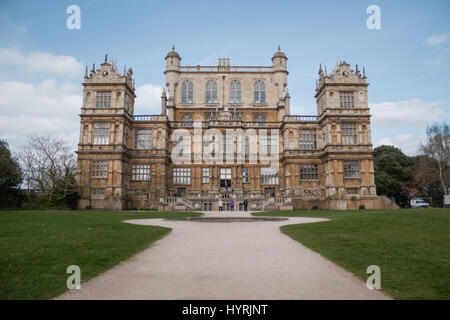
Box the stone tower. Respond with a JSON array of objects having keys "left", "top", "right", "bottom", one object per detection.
[
  {"left": 315, "top": 61, "right": 376, "bottom": 200},
  {"left": 77, "top": 55, "right": 136, "bottom": 210}
]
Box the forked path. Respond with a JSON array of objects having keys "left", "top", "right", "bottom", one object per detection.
[{"left": 57, "top": 211, "right": 390, "bottom": 300}]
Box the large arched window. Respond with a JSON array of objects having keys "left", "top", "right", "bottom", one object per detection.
[
  {"left": 206, "top": 80, "right": 218, "bottom": 103},
  {"left": 181, "top": 80, "right": 193, "bottom": 103},
  {"left": 230, "top": 80, "right": 241, "bottom": 103},
  {"left": 254, "top": 80, "right": 265, "bottom": 103},
  {"left": 180, "top": 114, "right": 193, "bottom": 127}
]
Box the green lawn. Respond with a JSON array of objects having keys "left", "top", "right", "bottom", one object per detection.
[
  {"left": 0, "top": 210, "right": 201, "bottom": 300},
  {"left": 253, "top": 209, "right": 450, "bottom": 300}
]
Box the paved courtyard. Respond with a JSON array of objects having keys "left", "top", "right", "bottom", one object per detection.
[{"left": 57, "top": 211, "right": 391, "bottom": 299}]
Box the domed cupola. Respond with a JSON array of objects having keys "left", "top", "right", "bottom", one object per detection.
[
  {"left": 165, "top": 45, "right": 181, "bottom": 72},
  {"left": 165, "top": 45, "right": 181, "bottom": 60},
  {"left": 272, "top": 46, "right": 287, "bottom": 61},
  {"left": 271, "top": 46, "right": 288, "bottom": 73}
]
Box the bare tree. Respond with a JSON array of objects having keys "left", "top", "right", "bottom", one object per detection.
[
  {"left": 19, "top": 135, "right": 77, "bottom": 201},
  {"left": 416, "top": 123, "right": 450, "bottom": 195}
]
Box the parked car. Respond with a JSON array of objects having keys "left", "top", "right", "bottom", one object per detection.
[
  {"left": 410, "top": 198, "right": 430, "bottom": 208},
  {"left": 444, "top": 195, "right": 450, "bottom": 208}
]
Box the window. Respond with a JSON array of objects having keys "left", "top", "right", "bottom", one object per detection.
[
  {"left": 230, "top": 80, "right": 241, "bottom": 103},
  {"left": 180, "top": 114, "right": 193, "bottom": 127},
  {"left": 93, "top": 123, "right": 110, "bottom": 145},
  {"left": 206, "top": 80, "right": 218, "bottom": 103},
  {"left": 96, "top": 91, "right": 111, "bottom": 108},
  {"left": 132, "top": 164, "right": 150, "bottom": 181},
  {"left": 242, "top": 168, "right": 249, "bottom": 183},
  {"left": 181, "top": 80, "right": 193, "bottom": 103},
  {"left": 202, "top": 168, "right": 210, "bottom": 184},
  {"left": 341, "top": 123, "right": 357, "bottom": 144},
  {"left": 299, "top": 133, "right": 317, "bottom": 150},
  {"left": 344, "top": 160, "right": 359, "bottom": 177},
  {"left": 203, "top": 135, "right": 215, "bottom": 154},
  {"left": 300, "top": 164, "right": 319, "bottom": 180},
  {"left": 134, "top": 130, "right": 152, "bottom": 149},
  {"left": 254, "top": 114, "right": 266, "bottom": 123},
  {"left": 173, "top": 168, "right": 191, "bottom": 185},
  {"left": 347, "top": 188, "right": 358, "bottom": 195},
  {"left": 175, "top": 135, "right": 191, "bottom": 155},
  {"left": 205, "top": 112, "right": 217, "bottom": 122},
  {"left": 223, "top": 133, "right": 232, "bottom": 155},
  {"left": 91, "top": 160, "right": 107, "bottom": 178},
  {"left": 92, "top": 188, "right": 104, "bottom": 195},
  {"left": 254, "top": 80, "right": 266, "bottom": 103},
  {"left": 261, "top": 168, "right": 279, "bottom": 185},
  {"left": 339, "top": 91, "right": 355, "bottom": 109},
  {"left": 260, "top": 134, "right": 274, "bottom": 154},
  {"left": 244, "top": 136, "right": 249, "bottom": 154},
  {"left": 220, "top": 168, "right": 231, "bottom": 187}
]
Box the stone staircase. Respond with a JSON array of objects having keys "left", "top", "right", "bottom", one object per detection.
[
  {"left": 159, "top": 193, "right": 293, "bottom": 211},
  {"left": 160, "top": 197, "right": 195, "bottom": 211}
]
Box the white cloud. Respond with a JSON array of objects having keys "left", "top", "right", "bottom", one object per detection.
[
  {"left": 371, "top": 98, "right": 447, "bottom": 155},
  {"left": 135, "top": 83, "right": 163, "bottom": 114},
  {"left": 0, "top": 46, "right": 164, "bottom": 151},
  {"left": 426, "top": 34, "right": 449, "bottom": 46},
  {"left": 0, "top": 80, "right": 165, "bottom": 150},
  {"left": 371, "top": 98, "right": 445, "bottom": 128},
  {"left": 0, "top": 47, "right": 83, "bottom": 77},
  {"left": 374, "top": 134, "right": 425, "bottom": 156},
  {"left": 0, "top": 80, "right": 82, "bottom": 150}
]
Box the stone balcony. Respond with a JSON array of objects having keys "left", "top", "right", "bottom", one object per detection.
[
  {"left": 283, "top": 115, "right": 319, "bottom": 122},
  {"left": 179, "top": 65, "right": 273, "bottom": 73},
  {"left": 132, "top": 114, "right": 167, "bottom": 122}
]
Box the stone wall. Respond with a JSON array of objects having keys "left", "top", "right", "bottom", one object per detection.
[{"left": 292, "top": 195, "right": 398, "bottom": 210}]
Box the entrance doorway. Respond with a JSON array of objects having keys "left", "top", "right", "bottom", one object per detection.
[
  {"left": 265, "top": 187, "right": 276, "bottom": 198},
  {"left": 177, "top": 188, "right": 186, "bottom": 196}
]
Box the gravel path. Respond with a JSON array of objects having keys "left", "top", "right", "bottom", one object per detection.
[{"left": 56, "top": 211, "right": 390, "bottom": 300}]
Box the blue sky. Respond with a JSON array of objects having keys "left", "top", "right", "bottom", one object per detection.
[{"left": 0, "top": 0, "right": 449, "bottom": 154}]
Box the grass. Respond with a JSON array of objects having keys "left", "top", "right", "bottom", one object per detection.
[
  {"left": 0, "top": 210, "right": 201, "bottom": 300},
  {"left": 253, "top": 208, "right": 450, "bottom": 299}
]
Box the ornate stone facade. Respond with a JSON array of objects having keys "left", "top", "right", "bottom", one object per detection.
[{"left": 77, "top": 48, "right": 395, "bottom": 210}]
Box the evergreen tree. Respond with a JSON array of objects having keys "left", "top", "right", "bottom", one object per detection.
[
  {"left": 0, "top": 140, "right": 23, "bottom": 208},
  {"left": 373, "top": 145, "right": 417, "bottom": 207}
]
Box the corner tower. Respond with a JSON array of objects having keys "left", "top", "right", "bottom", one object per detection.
[
  {"left": 164, "top": 46, "right": 181, "bottom": 121},
  {"left": 315, "top": 61, "right": 376, "bottom": 201},
  {"left": 77, "top": 55, "right": 136, "bottom": 210}
]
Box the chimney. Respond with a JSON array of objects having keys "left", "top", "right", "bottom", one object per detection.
[{"left": 161, "top": 88, "right": 167, "bottom": 115}]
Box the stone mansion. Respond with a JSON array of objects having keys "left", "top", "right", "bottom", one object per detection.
[{"left": 76, "top": 47, "right": 396, "bottom": 211}]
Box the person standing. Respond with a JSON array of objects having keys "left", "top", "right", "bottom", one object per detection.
[
  {"left": 243, "top": 199, "right": 248, "bottom": 211},
  {"left": 218, "top": 199, "right": 223, "bottom": 211},
  {"left": 230, "top": 199, "right": 234, "bottom": 211}
]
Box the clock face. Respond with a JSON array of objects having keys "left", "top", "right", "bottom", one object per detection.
[
  {"left": 102, "top": 71, "right": 108, "bottom": 76},
  {"left": 343, "top": 71, "right": 349, "bottom": 77}
]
